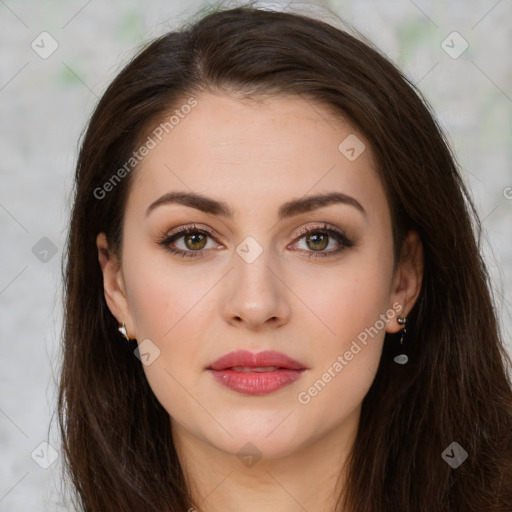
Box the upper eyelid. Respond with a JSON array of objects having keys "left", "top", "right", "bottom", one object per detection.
[{"left": 165, "top": 223, "right": 343, "bottom": 240}]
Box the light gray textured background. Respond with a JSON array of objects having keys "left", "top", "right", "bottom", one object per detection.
[{"left": 0, "top": 0, "right": 511, "bottom": 510}]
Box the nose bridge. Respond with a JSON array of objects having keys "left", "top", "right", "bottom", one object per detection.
[
  {"left": 234, "top": 233, "right": 279, "bottom": 299},
  {"left": 223, "top": 233, "right": 289, "bottom": 327}
]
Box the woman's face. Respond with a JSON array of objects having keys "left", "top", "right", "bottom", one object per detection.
[{"left": 98, "top": 92, "right": 420, "bottom": 461}]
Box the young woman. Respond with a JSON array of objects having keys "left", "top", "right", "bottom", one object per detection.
[{"left": 58, "top": 4, "right": 512, "bottom": 511}]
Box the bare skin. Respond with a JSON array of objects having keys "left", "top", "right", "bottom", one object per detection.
[{"left": 97, "top": 92, "right": 423, "bottom": 512}]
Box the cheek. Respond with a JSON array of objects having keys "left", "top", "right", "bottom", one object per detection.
[
  {"left": 292, "top": 254, "right": 392, "bottom": 408},
  {"left": 292, "top": 252, "right": 393, "bottom": 347},
  {"left": 123, "top": 252, "right": 216, "bottom": 385},
  {"left": 124, "top": 248, "right": 212, "bottom": 341},
  {"left": 127, "top": 265, "right": 211, "bottom": 423}
]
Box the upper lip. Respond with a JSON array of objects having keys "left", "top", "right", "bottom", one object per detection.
[{"left": 208, "top": 350, "right": 307, "bottom": 371}]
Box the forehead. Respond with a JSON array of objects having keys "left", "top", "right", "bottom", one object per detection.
[{"left": 126, "top": 92, "right": 387, "bottom": 223}]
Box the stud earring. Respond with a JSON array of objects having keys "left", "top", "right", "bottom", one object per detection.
[
  {"left": 393, "top": 316, "right": 408, "bottom": 365},
  {"left": 118, "top": 322, "right": 130, "bottom": 340}
]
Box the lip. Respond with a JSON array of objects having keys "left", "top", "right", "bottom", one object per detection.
[
  {"left": 207, "top": 350, "right": 307, "bottom": 396},
  {"left": 209, "top": 349, "right": 307, "bottom": 371}
]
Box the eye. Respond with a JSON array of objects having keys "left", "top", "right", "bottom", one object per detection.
[
  {"left": 290, "top": 223, "right": 354, "bottom": 258},
  {"left": 157, "top": 224, "right": 219, "bottom": 258}
]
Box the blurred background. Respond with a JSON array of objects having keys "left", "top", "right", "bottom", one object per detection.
[{"left": 0, "top": 0, "right": 511, "bottom": 510}]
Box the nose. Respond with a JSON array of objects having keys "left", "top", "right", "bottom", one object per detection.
[{"left": 221, "top": 246, "right": 291, "bottom": 330}]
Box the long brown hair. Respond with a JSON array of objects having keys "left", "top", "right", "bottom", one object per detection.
[{"left": 57, "top": 3, "right": 512, "bottom": 511}]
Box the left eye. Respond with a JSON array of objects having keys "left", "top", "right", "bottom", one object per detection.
[
  {"left": 293, "top": 230, "right": 341, "bottom": 253},
  {"left": 178, "top": 231, "right": 214, "bottom": 251},
  {"left": 289, "top": 225, "right": 353, "bottom": 257}
]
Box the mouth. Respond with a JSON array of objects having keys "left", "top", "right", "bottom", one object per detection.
[{"left": 207, "top": 350, "right": 307, "bottom": 395}]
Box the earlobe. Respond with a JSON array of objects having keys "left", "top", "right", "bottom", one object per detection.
[
  {"left": 386, "top": 229, "right": 424, "bottom": 333},
  {"left": 96, "top": 233, "right": 134, "bottom": 335}
]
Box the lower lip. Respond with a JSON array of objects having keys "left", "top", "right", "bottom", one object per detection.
[{"left": 208, "top": 368, "right": 305, "bottom": 395}]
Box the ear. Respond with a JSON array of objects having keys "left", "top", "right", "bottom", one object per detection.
[
  {"left": 386, "top": 229, "right": 424, "bottom": 334},
  {"left": 96, "top": 233, "right": 136, "bottom": 339}
]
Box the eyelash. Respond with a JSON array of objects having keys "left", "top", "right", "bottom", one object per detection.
[{"left": 157, "top": 223, "right": 354, "bottom": 259}]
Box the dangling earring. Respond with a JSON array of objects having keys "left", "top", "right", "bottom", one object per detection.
[
  {"left": 118, "top": 322, "right": 130, "bottom": 340},
  {"left": 393, "top": 316, "right": 408, "bottom": 365}
]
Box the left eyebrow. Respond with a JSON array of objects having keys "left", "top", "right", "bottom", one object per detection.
[{"left": 145, "top": 191, "right": 367, "bottom": 219}]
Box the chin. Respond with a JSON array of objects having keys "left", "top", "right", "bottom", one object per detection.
[{"left": 207, "top": 414, "right": 308, "bottom": 458}]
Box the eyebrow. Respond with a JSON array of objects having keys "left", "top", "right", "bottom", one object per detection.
[{"left": 145, "top": 191, "right": 367, "bottom": 220}]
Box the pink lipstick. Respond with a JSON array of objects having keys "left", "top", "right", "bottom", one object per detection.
[{"left": 207, "top": 350, "right": 307, "bottom": 396}]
